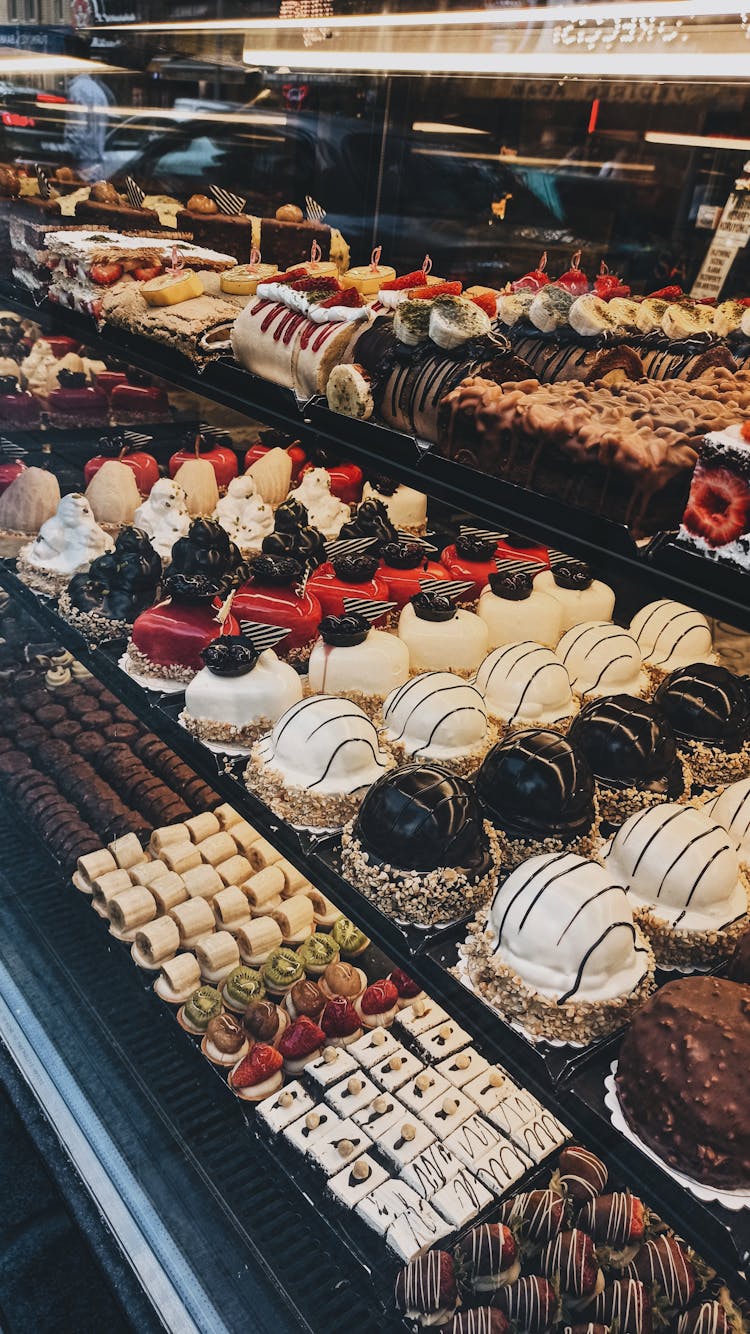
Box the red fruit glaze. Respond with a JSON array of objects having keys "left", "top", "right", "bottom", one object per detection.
[
  {"left": 84, "top": 449, "right": 160, "bottom": 496},
  {"left": 379, "top": 556, "right": 448, "bottom": 609},
  {"left": 299, "top": 460, "right": 363, "bottom": 505},
  {"left": 308, "top": 561, "right": 390, "bottom": 622},
  {"left": 92, "top": 370, "right": 129, "bottom": 396},
  {"left": 0, "top": 460, "right": 26, "bottom": 495},
  {"left": 39, "top": 336, "right": 80, "bottom": 359},
  {"left": 131, "top": 600, "right": 240, "bottom": 673},
  {"left": 682, "top": 464, "right": 750, "bottom": 548},
  {"left": 0, "top": 385, "right": 40, "bottom": 427},
  {"left": 389, "top": 968, "right": 422, "bottom": 999},
  {"left": 278, "top": 1015, "right": 325, "bottom": 1059},
  {"left": 232, "top": 578, "right": 322, "bottom": 657},
  {"left": 408, "top": 281, "right": 462, "bottom": 300},
  {"left": 231, "top": 1043, "right": 283, "bottom": 1088},
  {"left": 320, "top": 997, "right": 360, "bottom": 1038},
  {"left": 110, "top": 383, "right": 170, "bottom": 424},
  {"left": 360, "top": 979, "right": 398, "bottom": 1015},
  {"left": 47, "top": 382, "right": 109, "bottom": 424}
]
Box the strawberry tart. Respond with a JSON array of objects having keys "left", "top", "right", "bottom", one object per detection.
[{"left": 679, "top": 423, "right": 750, "bottom": 570}]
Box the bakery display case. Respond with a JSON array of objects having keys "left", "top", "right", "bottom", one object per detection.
[{"left": 2, "top": 6, "right": 750, "bottom": 1332}]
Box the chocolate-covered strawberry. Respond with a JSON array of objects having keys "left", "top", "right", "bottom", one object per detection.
[
  {"left": 498, "top": 1190, "right": 565, "bottom": 1245},
  {"left": 492, "top": 1275, "right": 558, "bottom": 1333},
  {"left": 675, "top": 1302, "right": 731, "bottom": 1334},
  {"left": 446, "top": 1312, "right": 509, "bottom": 1334},
  {"left": 456, "top": 1223, "right": 520, "bottom": 1293},
  {"left": 593, "top": 1280, "right": 653, "bottom": 1334},
  {"left": 626, "top": 1239, "right": 696, "bottom": 1312},
  {"left": 578, "top": 1193, "right": 646, "bottom": 1250},
  {"left": 557, "top": 1146, "right": 608, "bottom": 1207},
  {"left": 394, "top": 1250, "right": 459, "bottom": 1324},
  {"left": 538, "top": 1229, "right": 603, "bottom": 1300}
]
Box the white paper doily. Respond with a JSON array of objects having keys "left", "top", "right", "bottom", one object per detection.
[
  {"left": 604, "top": 1061, "right": 750, "bottom": 1211},
  {"left": 454, "top": 957, "right": 585, "bottom": 1050},
  {"left": 176, "top": 716, "right": 252, "bottom": 757},
  {"left": 118, "top": 652, "right": 187, "bottom": 694}
]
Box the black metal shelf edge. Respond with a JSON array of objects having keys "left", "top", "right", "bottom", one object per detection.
[
  {"left": 5, "top": 283, "right": 750, "bottom": 632},
  {"left": 5, "top": 560, "right": 749, "bottom": 1299}
]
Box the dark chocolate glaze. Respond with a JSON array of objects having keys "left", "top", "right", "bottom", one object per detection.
[
  {"left": 654, "top": 664, "right": 750, "bottom": 753},
  {"left": 354, "top": 760, "right": 492, "bottom": 876},
  {"left": 66, "top": 525, "right": 161, "bottom": 624},
  {"left": 319, "top": 613, "right": 370, "bottom": 647},
  {"left": 568, "top": 694, "right": 684, "bottom": 796},
  {"left": 476, "top": 728, "right": 595, "bottom": 841}
]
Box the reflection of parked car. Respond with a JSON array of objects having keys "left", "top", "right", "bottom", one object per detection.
[
  {"left": 0, "top": 85, "right": 69, "bottom": 161},
  {"left": 106, "top": 109, "right": 671, "bottom": 285}
]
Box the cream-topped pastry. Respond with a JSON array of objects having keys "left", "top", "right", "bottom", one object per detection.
[
  {"left": 557, "top": 621, "right": 648, "bottom": 698},
  {"left": 635, "top": 298, "right": 669, "bottom": 334},
  {"left": 662, "top": 302, "right": 715, "bottom": 340},
  {"left": 247, "top": 694, "right": 393, "bottom": 828},
  {"left": 461, "top": 851, "right": 654, "bottom": 1042},
  {"left": 18, "top": 492, "right": 113, "bottom": 593},
  {"left": 307, "top": 612, "right": 409, "bottom": 712},
  {"left": 606, "top": 297, "right": 641, "bottom": 330},
  {"left": 361, "top": 478, "right": 427, "bottom": 536},
  {"left": 182, "top": 636, "right": 302, "bottom": 747},
  {"left": 214, "top": 475, "right": 274, "bottom": 556},
  {"left": 134, "top": 478, "right": 191, "bottom": 562},
  {"left": 287, "top": 467, "right": 350, "bottom": 540},
  {"left": 533, "top": 560, "right": 615, "bottom": 632},
  {"left": 713, "top": 299, "right": 747, "bottom": 338},
  {"left": 497, "top": 290, "right": 534, "bottom": 327},
  {"left": 528, "top": 286, "right": 573, "bottom": 333},
  {"left": 603, "top": 802, "right": 749, "bottom": 967},
  {"left": 568, "top": 294, "right": 621, "bottom": 338},
  {"left": 398, "top": 591, "right": 489, "bottom": 677},
  {"left": 704, "top": 777, "right": 750, "bottom": 866},
  {"left": 382, "top": 672, "right": 490, "bottom": 773},
  {"left": 629, "top": 598, "right": 715, "bottom": 674},
  {"left": 474, "top": 641, "right": 576, "bottom": 728},
  {"left": 477, "top": 569, "right": 563, "bottom": 649}
]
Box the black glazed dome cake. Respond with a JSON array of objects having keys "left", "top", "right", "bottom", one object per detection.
[
  {"left": 568, "top": 695, "right": 684, "bottom": 796},
  {"left": 476, "top": 728, "right": 595, "bottom": 842},
  {"left": 654, "top": 663, "right": 750, "bottom": 751},
  {"left": 354, "top": 761, "right": 492, "bottom": 877}
]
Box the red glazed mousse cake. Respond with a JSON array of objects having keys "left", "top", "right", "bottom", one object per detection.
[
  {"left": 308, "top": 552, "right": 391, "bottom": 622},
  {"left": 47, "top": 370, "right": 109, "bottom": 429},
  {"left": 0, "top": 376, "right": 40, "bottom": 428},
  {"left": 378, "top": 539, "right": 450, "bottom": 608},
  {"left": 129, "top": 583, "right": 240, "bottom": 682},
  {"left": 110, "top": 380, "right": 171, "bottom": 424},
  {"left": 232, "top": 555, "right": 322, "bottom": 665},
  {"left": 441, "top": 531, "right": 550, "bottom": 600}
]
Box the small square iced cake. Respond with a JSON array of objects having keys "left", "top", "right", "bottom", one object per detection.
[
  {"left": 488, "top": 1085, "right": 542, "bottom": 1138},
  {"left": 352, "top": 1092, "right": 405, "bottom": 1139},
  {"left": 513, "top": 1111, "right": 569, "bottom": 1163},
  {"left": 257, "top": 1081, "right": 315, "bottom": 1134},
  {"left": 385, "top": 1200, "right": 451, "bottom": 1263},
  {"left": 445, "top": 1115, "right": 501, "bottom": 1170},
  {"left": 463, "top": 1067, "right": 511, "bottom": 1115},
  {"left": 474, "top": 1141, "right": 532, "bottom": 1197},
  {"left": 308, "top": 1118, "right": 372, "bottom": 1177},
  {"left": 435, "top": 1047, "right": 489, "bottom": 1089},
  {"left": 356, "top": 1179, "right": 422, "bottom": 1236},
  {"left": 325, "top": 1072, "right": 379, "bottom": 1118},
  {"left": 421, "top": 1090, "right": 477, "bottom": 1141},
  {"left": 394, "top": 998, "right": 449, "bottom": 1040},
  {"left": 370, "top": 1046, "right": 423, "bottom": 1093},
  {"left": 399, "top": 1068, "right": 451, "bottom": 1115},
  {"left": 379, "top": 1116, "right": 435, "bottom": 1169},
  {"left": 399, "top": 1142, "right": 463, "bottom": 1199},
  {"left": 307, "top": 1045, "right": 359, "bottom": 1090},
  {"left": 284, "top": 1105, "right": 341, "bottom": 1154},
  {"left": 432, "top": 1168, "right": 494, "bottom": 1229},
  {"left": 413, "top": 1020, "right": 472, "bottom": 1061},
  {"left": 328, "top": 1153, "right": 391, "bottom": 1209},
  {"left": 348, "top": 1027, "right": 400, "bottom": 1069}
]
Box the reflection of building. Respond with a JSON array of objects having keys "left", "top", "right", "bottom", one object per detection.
[{"left": 0, "top": 0, "right": 168, "bottom": 18}]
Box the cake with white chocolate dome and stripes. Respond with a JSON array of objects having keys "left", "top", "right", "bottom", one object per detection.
[
  {"left": 629, "top": 599, "right": 717, "bottom": 685},
  {"left": 474, "top": 643, "right": 577, "bottom": 733},
  {"left": 381, "top": 671, "right": 493, "bottom": 777},
  {"left": 459, "top": 850, "right": 655, "bottom": 1043}
]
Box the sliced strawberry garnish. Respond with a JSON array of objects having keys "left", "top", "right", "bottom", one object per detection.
[
  {"left": 274, "top": 266, "right": 309, "bottom": 284},
  {"left": 133, "top": 264, "right": 162, "bottom": 282},
  {"left": 290, "top": 274, "right": 341, "bottom": 294},
  {"left": 278, "top": 1014, "right": 325, "bottom": 1059},
  {"left": 389, "top": 967, "right": 421, "bottom": 999},
  {"left": 556, "top": 251, "right": 588, "bottom": 296},
  {"left": 512, "top": 251, "right": 549, "bottom": 293},
  {"left": 470, "top": 291, "right": 498, "bottom": 317},
  {"left": 231, "top": 1043, "right": 282, "bottom": 1088},
  {"left": 682, "top": 465, "right": 750, "bottom": 548},
  {"left": 360, "top": 979, "right": 398, "bottom": 1015},
  {"left": 380, "top": 269, "right": 427, "bottom": 292},
  {"left": 320, "top": 287, "right": 363, "bottom": 308},
  {"left": 90, "top": 262, "right": 123, "bottom": 286},
  {"left": 320, "top": 997, "right": 360, "bottom": 1037},
  {"left": 648, "top": 284, "right": 683, "bottom": 301},
  {"left": 408, "top": 280, "right": 462, "bottom": 300}
]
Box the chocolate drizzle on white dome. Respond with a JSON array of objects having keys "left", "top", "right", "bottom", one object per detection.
[
  {"left": 557, "top": 621, "right": 647, "bottom": 698},
  {"left": 257, "top": 695, "right": 390, "bottom": 794},
  {"left": 474, "top": 641, "right": 574, "bottom": 725},
  {"left": 382, "top": 672, "right": 488, "bottom": 760},
  {"left": 629, "top": 599, "right": 714, "bottom": 671}
]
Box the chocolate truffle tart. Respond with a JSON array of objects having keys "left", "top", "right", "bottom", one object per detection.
[
  {"left": 615, "top": 976, "right": 750, "bottom": 1189},
  {"left": 475, "top": 728, "right": 600, "bottom": 868},
  {"left": 459, "top": 850, "right": 654, "bottom": 1044},
  {"left": 567, "top": 694, "right": 691, "bottom": 824},
  {"left": 654, "top": 663, "right": 750, "bottom": 789},
  {"left": 341, "top": 761, "right": 501, "bottom": 928}
]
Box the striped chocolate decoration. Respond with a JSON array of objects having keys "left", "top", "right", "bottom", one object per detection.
[
  {"left": 210, "top": 184, "right": 247, "bottom": 215},
  {"left": 419, "top": 578, "right": 474, "bottom": 601},
  {"left": 460, "top": 524, "right": 509, "bottom": 541},
  {"left": 239, "top": 620, "right": 291, "bottom": 651},
  {"left": 0, "top": 437, "right": 27, "bottom": 459},
  {"left": 124, "top": 176, "right": 145, "bottom": 208},
  {"left": 494, "top": 556, "right": 545, "bottom": 576},
  {"left": 342, "top": 596, "right": 396, "bottom": 622},
  {"left": 325, "top": 535, "right": 378, "bottom": 559}
]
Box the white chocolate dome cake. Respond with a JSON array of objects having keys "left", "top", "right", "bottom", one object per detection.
[
  {"left": 703, "top": 777, "right": 750, "bottom": 866},
  {"left": 460, "top": 851, "right": 654, "bottom": 1043},
  {"left": 182, "top": 636, "right": 302, "bottom": 748},
  {"left": 629, "top": 599, "right": 715, "bottom": 676},
  {"left": 382, "top": 672, "right": 490, "bottom": 775},
  {"left": 477, "top": 569, "right": 563, "bottom": 650},
  {"left": 557, "top": 621, "right": 648, "bottom": 698},
  {"left": 398, "top": 591, "right": 488, "bottom": 677},
  {"left": 307, "top": 611, "right": 409, "bottom": 711},
  {"left": 603, "top": 802, "right": 749, "bottom": 967},
  {"left": 474, "top": 641, "right": 576, "bottom": 728}
]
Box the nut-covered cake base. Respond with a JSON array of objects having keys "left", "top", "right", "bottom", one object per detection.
[
  {"left": 459, "top": 907, "right": 656, "bottom": 1043},
  {"left": 384, "top": 734, "right": 495, "bottom": 781},
  {"left": 58, "top": 591, "right": 132, "bottom": 644},
  {"left": 679, "top": 738, "right": 750, "bottom": 791},
  {"left": 594, "top": 760, "right": 693, "bottom": 826},
  {"left": 634, "top": 872, "right": 750, "bottom": 969},
  {"left": 181, "top": 711, "right": 268, "bottom": 748},
  {"left": 245, "top": 751, "right": 395, "bottom": 831},
  {"left": 15, "top": 551, "right": 76, "bottom": 597},
  {"left": 124, "top": 642, "right": 196, "bottom": 684},
  {"left": 340, "top": 818, "right": 501, "bottom": 928},
  {"left": 493, "top": 800, "right": 602, "bottom": 872}
]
